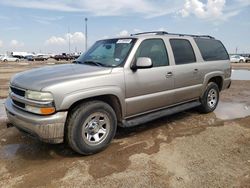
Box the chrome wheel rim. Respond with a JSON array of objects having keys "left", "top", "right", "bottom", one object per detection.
[
  {"left": 207, "top": 89, "right": 217, "bottom": 108},
  {"left": 82, "top": 112, "right": 110, "bottom": 146}
]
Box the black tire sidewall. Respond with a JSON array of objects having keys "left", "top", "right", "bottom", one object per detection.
[
  {"left": 70, "top": 101, "right": 117, "bottom": 155},
  {"left": 200, "top": 82, "right": 219, "bottom": 113}
]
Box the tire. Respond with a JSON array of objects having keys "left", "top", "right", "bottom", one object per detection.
[
  {"left": 16, "top": 59, "right": 19, "bottom": 62},
  {"left": 66, "top": 101, "right": 117, "bottom": 155},
  {"left": 199, "top": 82, "right": 219, "bottom": 113},
  {"left": 3, "top": 59, "right": 7, "bottom": 62},
  {"left": 239, "top": 59, "right": 244, "bottom": 63}
]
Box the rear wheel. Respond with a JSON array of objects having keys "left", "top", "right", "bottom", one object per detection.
[
  {"left": 199, "top": 82, "right": 219, "bottom": 113},
  {"left": 239, "top": 59, "right": 244, "bottom": 63},
  {"left": 66, "top": 101, "right": 117, "bottom": 155},
  {"left": 3, "top": 59, "right": 7, "bottom": 62}
]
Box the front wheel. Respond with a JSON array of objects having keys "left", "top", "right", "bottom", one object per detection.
[
  {"left": 66, "top": 101, "right": 117, "bottom": 155},
  {"left": 199, "top": 82, "right": 219, "bottom": 113}
]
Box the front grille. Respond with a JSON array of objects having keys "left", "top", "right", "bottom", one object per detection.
[
  {"left": 11, "top": 87, "right": 25, "bottom": 97},
  {"left": 13, "top": 99, "right": 25, "bottom": 109}
]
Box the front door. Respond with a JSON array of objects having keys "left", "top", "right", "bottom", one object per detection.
[{"left": 124, "top": 38, "right": 175, "bottom": 117}]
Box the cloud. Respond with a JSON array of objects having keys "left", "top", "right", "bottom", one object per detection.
[
  {"left": 0, "top": 0, "right": 182, "bottom": 18},
  {"left": 45, "top": 36, "right": 66, "bottom": 45},
  {"left": 179, "top": 0, "right": 250, "bottom": 21},
  {"left": 45, "top": 32, "right": 85, "bottom": 46},
  {"left": 0, "top": 0, "right": 249, "bottom": 21},
  {"left": 44, "top": 32, "right": 86, "bottom": 53},
  {"left": 10, "top": 40, "right": 24, "bottom": 47},
  {"left": 117, "top": 30, "right": 130, "bottom": 37},
  {"left": 32, "top": 15, "right": 64, "bottom": 24},
  {"left": 0, "top": 0, "right": 82, "bottom": 12},
  {"left": 65, "top": 32, "right": 85, "bottom": 43},
  {"left": 179, "top": 0, "right": 226, "bottom": 19}
]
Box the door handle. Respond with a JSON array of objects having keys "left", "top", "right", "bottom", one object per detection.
[
  {"left": 193, "top": 68, "right": 199, "bottom": 73},
  {"left": 165, "top": 72, "right": 173, "bottom": 78}
]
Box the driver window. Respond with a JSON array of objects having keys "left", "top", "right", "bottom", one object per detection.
[{"left": 135, "top": 39, "right": 169, "bottom": 67}]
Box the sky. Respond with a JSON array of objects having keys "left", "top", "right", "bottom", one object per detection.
[{"left": 0, "top": 0, "right": 249, "bottom": 54}]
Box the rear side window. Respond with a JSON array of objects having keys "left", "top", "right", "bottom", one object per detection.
[
  {"left": 194, "top": 38, "right": 229, "bottom": 61},
  {"left": 170, "top": 39, "right": 196, "bottom": 65}
]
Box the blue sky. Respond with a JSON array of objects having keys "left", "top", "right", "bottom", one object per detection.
[{"left": 0, "top": 0, "right": 249, "bottom": 54}]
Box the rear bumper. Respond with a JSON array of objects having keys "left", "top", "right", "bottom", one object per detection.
[{"left": 5, "top": 97, "right": 67, "bottom": 144}]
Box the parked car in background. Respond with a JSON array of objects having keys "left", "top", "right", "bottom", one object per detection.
[
  {"left": 54, "top": 53, "right": 74, "bottom": 61},
  {"left": 230, "top": 55, "right": 246, "bottom": 63},
  {"left": 0, "top": 55, "right": 19, "bottom": 62},
  {"left": 245, "top": 55, "right": 250, "bottom": 63},
  {"left": 26, "top": 55, "right": 49, "bottom": 61}
]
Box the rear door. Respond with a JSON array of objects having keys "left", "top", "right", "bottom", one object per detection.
[
  {"left": 124, "top": 38, "right": 174, "bottom": 117},
  {"left": 169, "top": 38, "right": 203, "bottom": 103}
]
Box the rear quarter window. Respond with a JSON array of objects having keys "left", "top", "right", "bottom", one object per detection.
[
  {"left": 170, "top": 39, "right": 196, "bottom": 65},
  {"left": 194, "top": 38, "right": 229, "bottom": 61}
]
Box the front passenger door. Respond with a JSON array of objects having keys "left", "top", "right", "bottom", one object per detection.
[{"left": 124, "top": 39, "right": 175, "bottom": 117}]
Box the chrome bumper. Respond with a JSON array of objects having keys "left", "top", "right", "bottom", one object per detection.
[{"left": 5, "top": 97, "right": 67, "bottom": 143}]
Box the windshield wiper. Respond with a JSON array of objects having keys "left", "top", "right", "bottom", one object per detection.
[
  {"left": 84, "top": 61, "right": 107, "bottom": 67},
  {"left": 72, "top": 60, "right": 82, "bottom": 64}
]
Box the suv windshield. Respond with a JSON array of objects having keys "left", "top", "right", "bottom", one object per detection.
[{"left": 75, "top": 38, "right": 136, "bottom": 67}]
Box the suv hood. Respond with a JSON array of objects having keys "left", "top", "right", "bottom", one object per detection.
[{"left": 11, "top": 64, "right": 112, "bottom": 91}]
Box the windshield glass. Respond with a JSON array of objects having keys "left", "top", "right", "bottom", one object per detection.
[{"left": 75, "top": 38, "right": 136, "bottom": 67}]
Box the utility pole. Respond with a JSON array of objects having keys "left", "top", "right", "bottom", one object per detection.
[{"left": 85, "top": 17, "right": 88, "bottom": 52}]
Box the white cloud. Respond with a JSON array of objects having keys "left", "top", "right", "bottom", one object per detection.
[
  {"left": 10, "top": 40, "right": 24, "bottom": 48},
  {"left": 45, "top": 36, "right": 66, "bottom": 45},
  {"left": 65, "top": 32, "right": 85, "bottom": 43},
  {"left": 179, "top": 0, "right": 226, "bottom": 19},
  {"left": 45, "top": 32, "right": 85, "bottom": 46},
  {"left": 44, "top": 32, "right": 86, "bottom": 53},
  {"left": 0, "top": 0, "right": 182, "bottom": 18},
  {"left": 117, "top": 30, "right": 130, "bottom": 37}
]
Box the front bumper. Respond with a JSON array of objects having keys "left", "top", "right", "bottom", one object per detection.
[{"left": 5, "top": 97, "right": 67, "bottom": 143}]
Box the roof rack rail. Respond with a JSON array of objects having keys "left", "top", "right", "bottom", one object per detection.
[
  {"left": 130, "top": 31, "right": 168, "bottom": 36},
  {"left": 131, "top": 31, "right": 215, "bottom": 39},
  {"left": 167, "top": 32, "right": 215, "bottom": 39}
]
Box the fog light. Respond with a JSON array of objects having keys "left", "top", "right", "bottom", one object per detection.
[{"left": 26, "top": 105, "right": 55, "bottom": 115}]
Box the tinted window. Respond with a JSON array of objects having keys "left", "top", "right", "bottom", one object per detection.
[
  {"left": 77, "top": 38, "right": 136, "bottom": 67},
  {"left": 135, "top": 39, "right": 169, "bottom": 67},
  {"left": 170, "top": 39, "right": 196, "bottom": 65},
  {"left": 194, "top": 38, "right": 229, "bottom": 61}
]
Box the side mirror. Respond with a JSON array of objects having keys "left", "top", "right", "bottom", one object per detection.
[{"left": 132, "top": 57, "right": 153, "bottom": 70}]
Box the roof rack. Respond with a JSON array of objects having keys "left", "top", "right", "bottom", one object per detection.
[
  {"left": 131, "top": 31, "right": 214, "bottom": 39},
  {"left": 131, "top": 31, "right": 168, "bottom": 36}
]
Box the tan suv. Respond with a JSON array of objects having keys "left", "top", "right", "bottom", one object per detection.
[{"left": 5, "top": 31, "right": 231, "bottom": 155}]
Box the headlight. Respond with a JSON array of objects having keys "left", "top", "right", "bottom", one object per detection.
[{"left": 26, "top": 90, "right": 53, "bottom": 101}]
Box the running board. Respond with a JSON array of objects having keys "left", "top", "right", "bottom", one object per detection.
[{"left": 122, "top": 101, "right": 201, "bottom": 128}]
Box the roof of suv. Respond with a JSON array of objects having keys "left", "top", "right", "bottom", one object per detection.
[{"left": 110, "top": 31, "right": 216, "bottom": 41}]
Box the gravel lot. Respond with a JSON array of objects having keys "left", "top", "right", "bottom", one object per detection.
[{"left": 0, "top": 61, "right": 250, "bottom": 188}]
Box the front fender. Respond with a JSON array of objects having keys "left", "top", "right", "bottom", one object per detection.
[{"left": 58, "top": 86, "right": 125, "bottom": 117}]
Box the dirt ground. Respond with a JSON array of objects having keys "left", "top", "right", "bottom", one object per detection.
[{"left": 0, "top": 61, "right": 250, "bottom": 188}]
